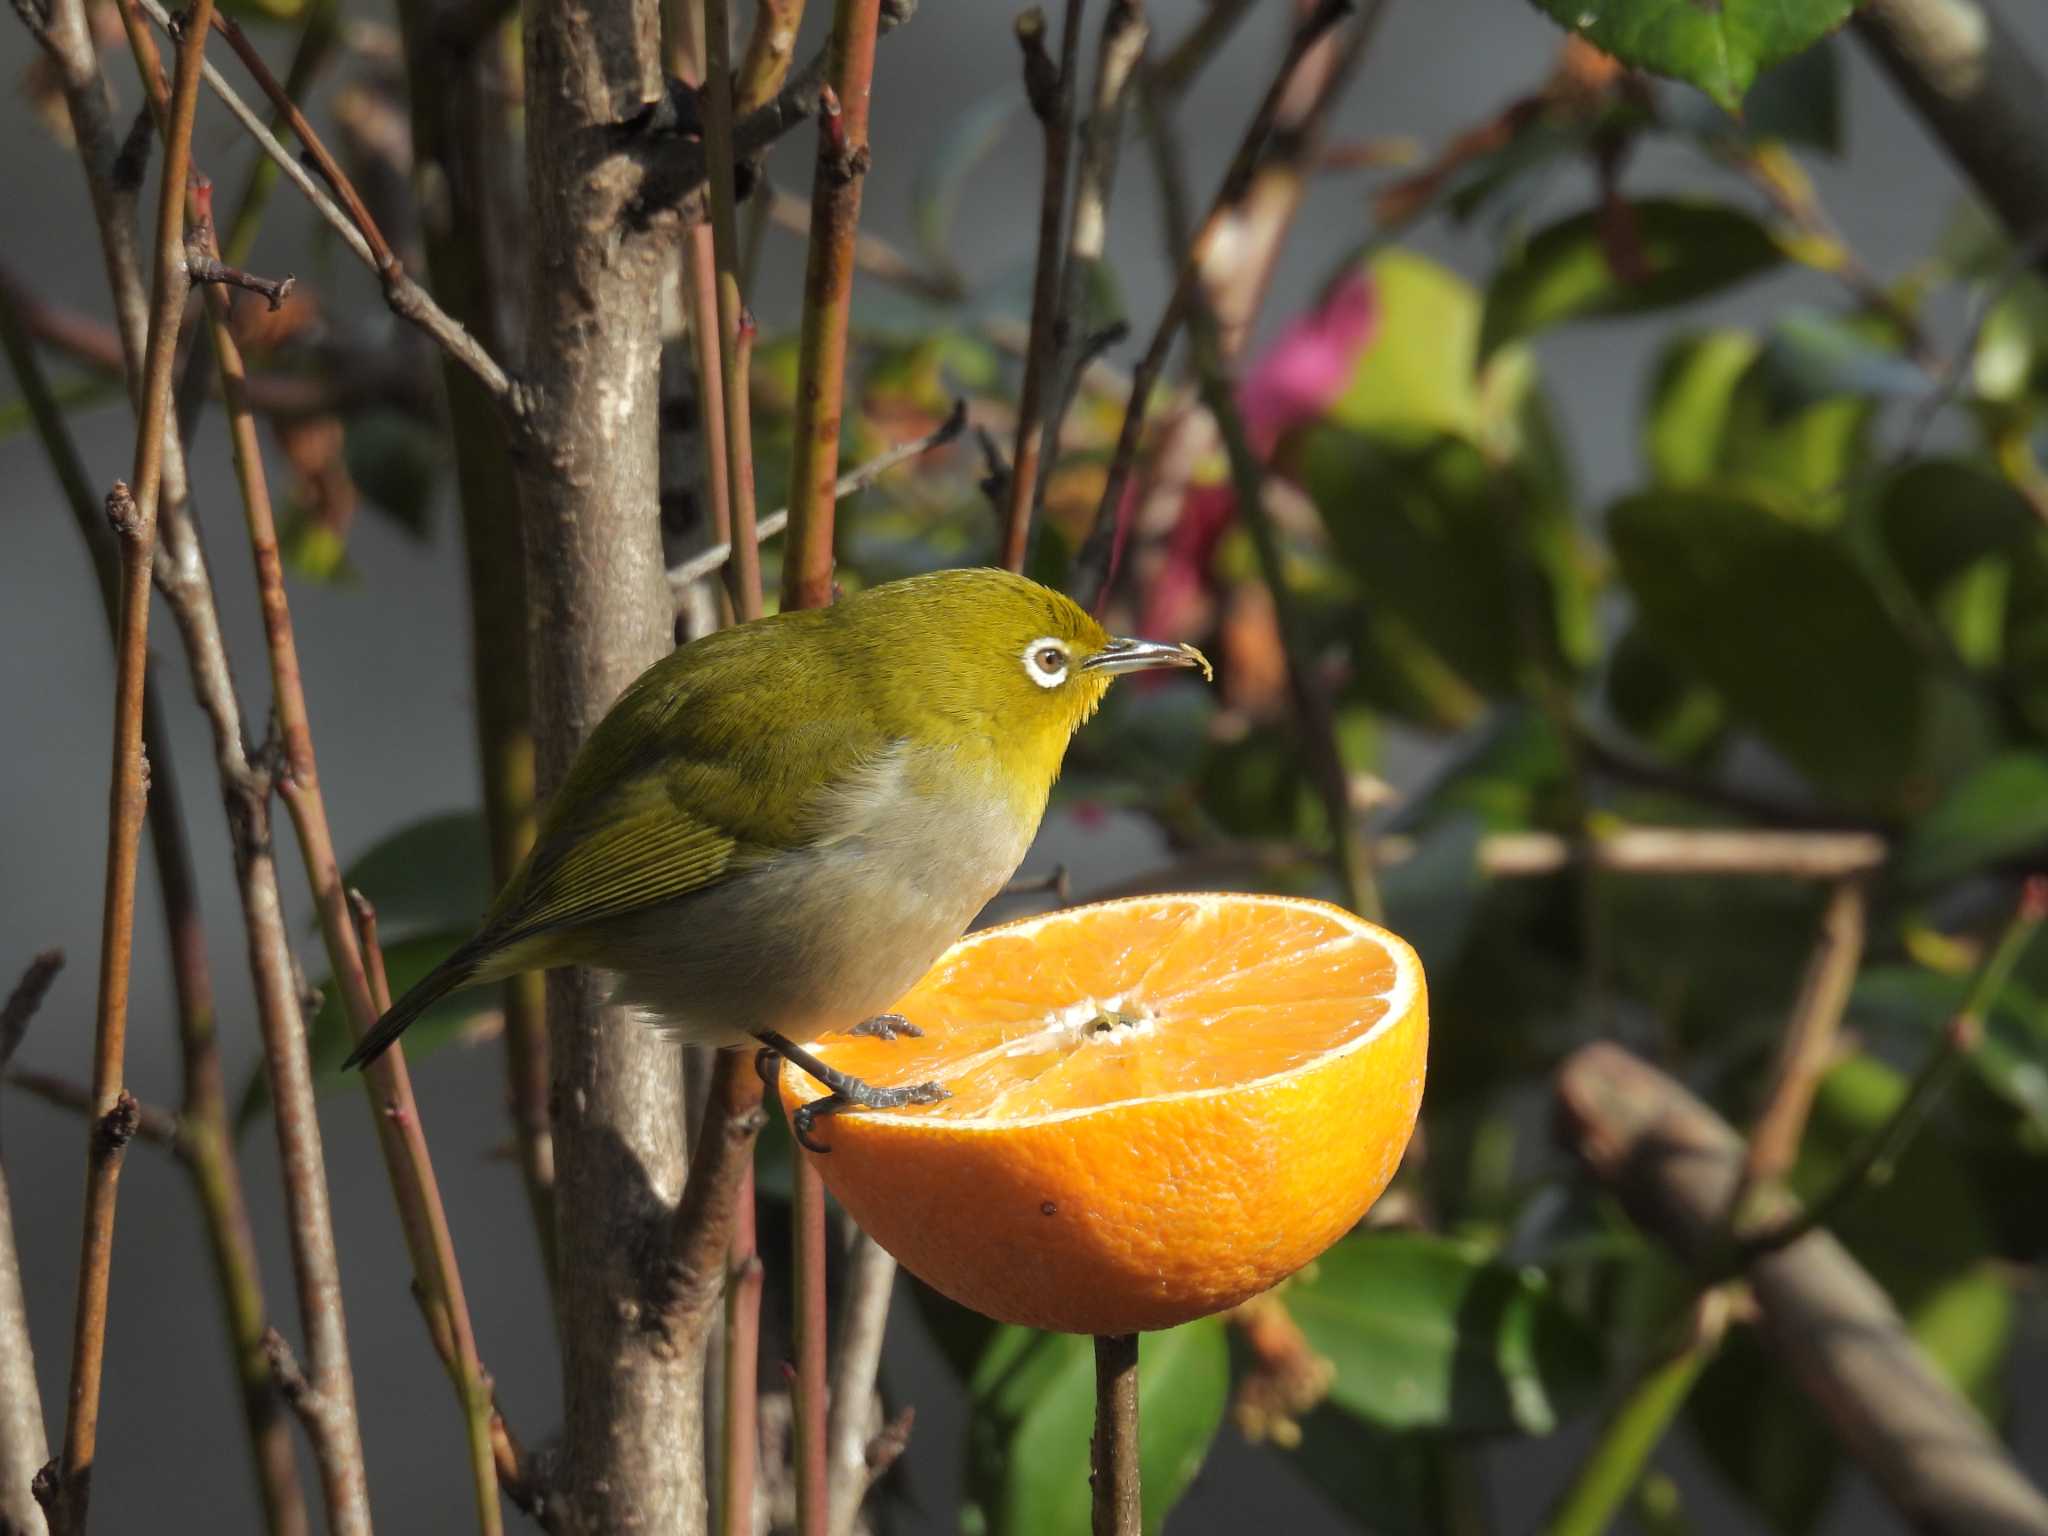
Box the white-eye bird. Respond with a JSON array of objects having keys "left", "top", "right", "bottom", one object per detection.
[{"left": 344, "top": 567, "right": 1210, "bottom": 1145}]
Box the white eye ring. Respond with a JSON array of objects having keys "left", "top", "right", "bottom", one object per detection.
[{"left": 1023, "top": 637, "right": 1069, "bottom": 688}]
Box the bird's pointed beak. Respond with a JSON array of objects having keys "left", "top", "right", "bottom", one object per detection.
[{"left": 1082, "top": 637, "right": 1214, "bottom": 681}]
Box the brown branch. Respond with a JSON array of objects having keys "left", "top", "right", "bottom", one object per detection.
[
  {"left": 826, "top": 1229, "right": 898, "bottom": 1536},
  {"left": 1000, "top": 0, "right": 1086, "bottom": 570},
  {"left": 1149, "top": 0, "right": 1255, "bottom": 101},
  {"left": 703, "top": 0, "right": 764, "bottom": 623},
  {"left": 2, "top": 174, "right": 314, "bottom": 1536},
  {"left": 764, "top": 184, "right": 964, "bottom": 303},
  {"left": 1068, "top": 0, "right": 1350, "bottom": 611},
  {"left": 38, "top": 2, "right": 373, "bottom": 1526},
  {"left": 390, "top": 0, "right": 551, "bottom": 1289},
  {"left": 666, "top": 399, "right": 968, "bottom": 590},
  {"left": 186, "top": 255, "right": 296, "bottom": 310},
  {"left": 1090, "top": 1333, "right": 1141, "bottom": 1536},
  {"left": 1555, "top": 1042, "right": 2048, "bottom": 1536},
  {"left": 737, "top": 0, "right": 806, "bottom": 111},
  {"left": 7, "top": 1072, "right": 180, "bottom": 1151},
  {"left": 721, "top": 1163, "right": 765, "bottom": 1536},
  {"left": 1028, "top": 0, "right": 1148, "bottom": 547},
  {"left": 48, "top": 0, "right": 210, "bottom": 1503},
  {"left": 1854, "top": 0, "right": 2048, "bottom": 269},
  {"left": 354, "top": 894, "right": 547, "bottom": 1527},
  {"left": 192, "top": 185, "right": 505, "bottom": 1533},
  {"left": 794, "top": 1142, "right": 830, "bottom": 1536},
  {"left": 0, "top": 954, "right": 64, "bottom": 1071},
  {"left": 1740, "top": 879, "right": 1868, "bottom": 1199},
  {"left": 122, "top": 0, "right": 513, "bottom": 404},
  {"left": 1740, "top": 878, "right": 2048, "bottom": 1262},
  {"left": 779, "top": 0, "right": 885, "bottom": 609}
]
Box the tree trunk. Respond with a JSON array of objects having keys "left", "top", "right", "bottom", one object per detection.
[{"left": 517, "top": 0, "right": 700, "bottom": 1527}]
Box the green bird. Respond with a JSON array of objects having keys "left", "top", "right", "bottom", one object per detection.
[{"left": 345, "top": 567, "right": 1210, "bottom": 1145}]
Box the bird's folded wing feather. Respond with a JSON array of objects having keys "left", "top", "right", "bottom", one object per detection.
[{"left": 483, "top": 626, "right": 892, "bottom": 944}]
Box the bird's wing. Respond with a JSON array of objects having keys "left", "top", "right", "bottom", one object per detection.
[{"left": 482, "top": 621, "right": 892, "bottom": 946}]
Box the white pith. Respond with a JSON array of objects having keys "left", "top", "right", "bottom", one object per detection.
[{"left": 790, "top": 891, "right": 1423, "bottom": 1130}]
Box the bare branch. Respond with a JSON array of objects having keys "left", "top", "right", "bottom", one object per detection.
[
  {"left": 1739, "top": 879, "right": 1868, "bottom": 1200},
  {"left": 0, "top": 954, "right": 64, "bottom": 1071},
  {"left": 1555, "top": 1042, "right": 2048, "bottom": 1536},
  {"left": 1000, "top": 0, "right": 1086, "bottom": 570},
  {"left": 666, "top": 400, "right": 967, "bottom": 590},
  {"left": 1069, "top": 0, "right": 1351, "bottom": 611},
  {"left": 122, "top": 0, "right": 514, "bottom": 404},
  {"left": 1091, "top": 1333, "right": 1142, "bottom": 1536},
  {"left": 826, "top": 1230, "right": 898, "bottom": 1536}
]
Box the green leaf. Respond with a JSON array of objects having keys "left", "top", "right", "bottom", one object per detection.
[
  {"left": 235, "top": 927, "right": 499, "bottom": 1133},
  {"left": 1326, "top": 251, "right": 1483, "bottom": 441},
  {"left": 1752, "top": 309, "right": 1926, "bottom": 414},
  {"left": 1298, "top": 430, "right": 1544, "bottom": 702},
  {"left": 1605, "top": 623, "right": 1726, "bottom": 761},
  {"left": 338, "top": 810, "right": 493, "bottom": 940},
  {"left": 961, "top": 1322, "right": 1228, "bottom": 1536},
  {"left": 1644, "top": 330, "right": 1758, "bottom": 487},
  {"left": 1609, "top": 489, "right": 1924, "bottom": 805},
  {"left": 1481, "top": 201, "right": 1783, "bottom": 358},
  {"left": 346, "top": 410, "right": 443, "bottom": 537},
  {"left": 1898, "top": 754, "right": 2048, "bottom": 888},
  {"left": 1524, "top": 0, "right": 1857, "bottom": 113},
  {"left": 1285, "top": 1232, "right": 1602, "bottom": 1435}
]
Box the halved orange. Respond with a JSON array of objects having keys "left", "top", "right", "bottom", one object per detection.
[{"left": 777, "top": 892, "right": 1427, "bottom": 1334}]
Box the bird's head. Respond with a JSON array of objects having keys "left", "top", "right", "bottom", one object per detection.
[{"left": 844, "top": 568, "right": 1210, "bottom": 772}]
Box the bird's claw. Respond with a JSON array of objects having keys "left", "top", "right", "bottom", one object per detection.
[
  {"left": 790, "top": 1077, "right": 950, "bottom": 1154},
  {"left": 753, "top": 1044, "right": 781, "bottom": 1091},
  {"left": 850, "top": 1012, "right": 921, "bottom": 1042}
]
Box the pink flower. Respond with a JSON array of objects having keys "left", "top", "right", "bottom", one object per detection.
[{"left": 1132, "top": 271, "right": 1379, "bottom": 637}]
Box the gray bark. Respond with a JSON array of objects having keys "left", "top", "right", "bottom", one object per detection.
[{"left": 517, "top": 0, "right": 700, "bottom": 1526}]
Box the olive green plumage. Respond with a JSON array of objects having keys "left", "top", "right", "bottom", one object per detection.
[{"left": 345, "top": 568, "right": 1207, "bottom": 1068}]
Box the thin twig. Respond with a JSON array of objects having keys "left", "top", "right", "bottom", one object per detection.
[
  {"left": 1090, "top": 1333, "right": 1141, "bottom": 1536},
  {"left": 124, "top": 0, "right": 513, "bottom": 403},
  {"left": 1001, "top": 0, "right": 1087, "bottom": 570},
  {"left": 1069, "top": 0, "right": 1350, "bottom": 610},
  {"left": 41, "top": 0, "right": 373, "bottom": 1524},
  {"left": 390, "top": 0, "right": 553, "bottom": 1295},
  {"left": 1149, "top": 0, "right": 1255, "bottom": 101},
  {"left": 196, "top": 186, "right": 505, "bottom": 1533},
  {"left": 7, "top": 1071, "right": 182, "bottom": 1150},
  {"left": 1738, "top": 879, "right": 1868, "bottom": 1202},
  {"left": 353, "top": 893, "right": 545, "bottom": 1527},
  {"left": 736, "top": 0, "right": 805, "bottom": 111},
  {"left": 667, "top": 400, "right": 967, "bottom": 589},
  {"left": 703, "top": 0, "right": 765, "bottom": 621},
  {"left": 780, "top": 0, "right": 886, "bottom": 610},
  {"left": 186, "top": 255, "right": 296, "bottom": 310},
  {"left": 826, "top": 1229, "right": 898, "bottom": 1536},
  {"left": 50, "top": 0, "right": 210, "bottom": 1514},
  {"left": 1029, "top": 0, "right": 1148, "bottom": 545},
  {"left": 794, "top": 1144, "right": 830, "bottom": 1536},
  {"left": 721, "top": 1161, "right": 764, "bottom": 1536},
  {"left": 0, "top": 954, "right": 64, "bottom": 1071},
  {"left": 765, "top": 184, "right": 965, "bottom": 303},
  {"left": 1740, "top": 876, "right": 2048, "bottom": 1261}
]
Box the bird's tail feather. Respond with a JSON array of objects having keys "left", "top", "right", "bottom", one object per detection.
[{"left": 342, "top": 936, "right": 493, "bottom": 1070}]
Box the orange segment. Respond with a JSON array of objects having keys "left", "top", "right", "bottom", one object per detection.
[{"left": 778, "top": 892, "right": 1427, "bottom": 1334}]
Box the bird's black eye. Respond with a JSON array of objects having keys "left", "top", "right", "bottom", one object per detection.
[{"left": 1034, "top": 646, "right": 1066, "bottom": 675}]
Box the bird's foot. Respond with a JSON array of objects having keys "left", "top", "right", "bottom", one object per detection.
[
  {"left": 791, "top": 1078, "right": 950, "bottom": 1154},
  {"left": 849, "top": 1012, "right": 921, "bottom": 1042},
  {"left": 756, "top": 1029, "right": 949, "bottom": 1153}
]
